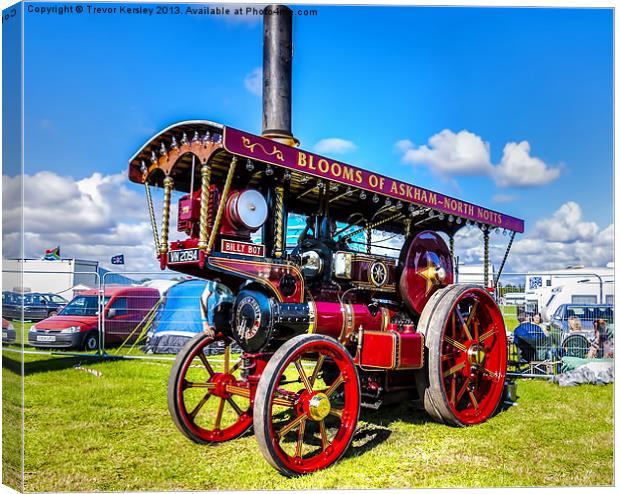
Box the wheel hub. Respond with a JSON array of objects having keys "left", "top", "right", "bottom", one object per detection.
[
  {"left": 211, "top": 373, "right": 235, "bottom": 398},
  {"left": 307, "top": 392, "right": 331, "bottom": 421},
  {"left": 467, "top": 344, "right": 486, "bottom": 367}
]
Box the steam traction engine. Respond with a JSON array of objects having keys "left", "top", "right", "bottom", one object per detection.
[{"left": 128, "top": 121, "right": 524, "bottom": 475}]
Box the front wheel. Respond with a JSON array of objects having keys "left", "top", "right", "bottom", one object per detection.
[
  {"left": 416, "top": 284, "right": 507, "bottom": 426},
  {"left": 167, "top": 332, "right": 253, "bottom": 443},
  {"left": 82, "top": 332, "right": 99, "bottom": 352},
  {"left": 254, "top": 334, "right": 360, "bottom": 476}
]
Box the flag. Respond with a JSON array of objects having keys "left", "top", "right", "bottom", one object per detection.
[
  {"left": 111, "top": 255, "right": 125, "bottom": 265},
  {"left": 43, "top": 246, "right": 60, "bottom": 261}
]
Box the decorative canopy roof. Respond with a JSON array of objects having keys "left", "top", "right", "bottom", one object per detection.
[{"left": 129, "top": 120, "right": 524, "bottom": 235}]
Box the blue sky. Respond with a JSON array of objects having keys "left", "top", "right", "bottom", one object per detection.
[{"left": 4, "top": 2, "right": 614, "bottom": 270}]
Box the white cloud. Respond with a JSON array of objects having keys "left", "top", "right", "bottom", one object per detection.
[
  {"left": 452, "top": 202, "right": 613, "bottom": 273},
  {"left": 397, "top": 129, "right": 562, "bottom": 188},
  {"left": 2, "top": 171, "right": 162, "bottom": 272},
  {"left": 314, "top": 138, "right": 358, "bottom": 155},
  {"left": 244, "top": 67, "right": 262, "bottom": 96},
  {"left": 533, "top": 201, "right": 599, "bottom": 242},
  {"left": 494, "top": 141, "right": 561, "bottom": 187},
  {"left": 398, "top": 129, "right": 493, "bottom": 176}
]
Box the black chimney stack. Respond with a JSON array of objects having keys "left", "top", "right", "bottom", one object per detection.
[{"left": 262, "top": 5, "right": 297, "bottom": 146}]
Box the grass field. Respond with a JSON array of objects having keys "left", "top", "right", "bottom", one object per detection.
[{"left": 2, "top": 323, "right": 614, "bottom": 491}]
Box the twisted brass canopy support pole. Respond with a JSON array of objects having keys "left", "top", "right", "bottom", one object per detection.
[
  {"left": 274, "top": 186, "right": 285, "bottom": 258},
  {"left": 449, "top": 235, "right": 454, "bottom": 259},
  {"left": 197, "top": 163, "right": 212, "bottom": 249},
  {"left": 483, "top": 229, "right": 490, "bottom": 288},
  {"left": 144, "top": 181, "right": 160, "bottom": 253},
  {"left": 160, "top": 176, "right": 174, "bottom": 255},
  {"left": 206, "top": 156, "right": 238, "bottom": 255},
  {"left": 366, "top": 222, "right": 372, "bottom": 254}
]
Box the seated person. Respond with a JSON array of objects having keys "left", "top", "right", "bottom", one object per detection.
[
  {"left": 587, "top": 318, "right": 614, "bottom": 359},
  {"left": 513, "top": 314, "right": 550, "bottom": 362},
  {"left": 568, "top": 315, "right": 582, "bottom": 332}
]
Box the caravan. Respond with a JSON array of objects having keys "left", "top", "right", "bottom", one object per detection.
[{"left": 525, "top": 264, "right": 614, "bottom": 322}]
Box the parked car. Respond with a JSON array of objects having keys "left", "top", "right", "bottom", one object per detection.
[
  {"left": 549, "top": 303, "right": 614, "bottom": 358},
  {"left": 2, "top": 291, "right": 68, "bottom": 321},
  {"left": 2, "top": 318, "right": 16, "bottom": 345},
  {"left": 28, "top": 287, "right": 160, "bottom": 351}
]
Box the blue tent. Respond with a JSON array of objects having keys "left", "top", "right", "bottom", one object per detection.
[{"left": 144, "top": 279, "right": 233, "bottom": 354}]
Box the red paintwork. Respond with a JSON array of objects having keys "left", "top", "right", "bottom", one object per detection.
[
  {"left": 439, "top": 287, "right": 507, "bottom": 425},
  {"left": 356, "top": 330, "right": 424, "bottom": 370},
  {"left": 312, "top": 301, "right": 392, "bottom": 343},
  {"left": 208, "top": 257, "right": 304, "bottom": 303},
  {"left": 399, "top": 230, "right": 454, "bottom": 314}
]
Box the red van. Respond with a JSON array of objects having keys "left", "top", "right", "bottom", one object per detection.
[{"left": 28, "top": 286, "right": 160, "bottom": 351}]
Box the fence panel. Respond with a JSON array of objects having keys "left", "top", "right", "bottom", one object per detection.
[{"left": 496, "top": 271, "right": 614, "bottom": 377}]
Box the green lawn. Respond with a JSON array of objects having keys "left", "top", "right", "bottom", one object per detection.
[{"left": 1, "top": 341, "right": 614, "bottom": 491}]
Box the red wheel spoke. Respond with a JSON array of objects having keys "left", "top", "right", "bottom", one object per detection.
[
  {"left": 325, "top": 374, "right": 345, "bottom": 397},
  {"left": 319, "top": 420, "right": 330, "bottom": 451},
  {"left": 309, "top": 354, "right": 326, "bottom": 388},
  {"left": 189, "top": 392, "right": 212, "bottom": 419},
  {"left": 229, "top": 358, "right": 242, "bottom": 375},
  {"left": 451, "top": 312, "right": 457, "bottom": 338},
  {"left": 457, "top": 310, "right": 473, "bottom": 341},
  {"left": 450, "top": 376, "right": 456, "bottom": 404},
  {"left": 277, "top": 412, "right": 308, "bottom": 440},
  {"left": 444, "top": 336, "right": 466, "bottom": 352},
  {"left": 480, "top": 366, "right": 500, "bottom": 381},
  {"left": 223, "top": 344, "right": 230, "bottom": 374},
  {"left": 226, "top": 397, "right": 243, "bottom": 416},
  {"left": 273, "top": 388, "right": 298, "bottom": 407},
  {"left": 478, "top": 326, "right": 496, "bottom": 343},
  {"left": 456, "top": 378, "right": 471, "bottom": 404},
  {"left": 225, "top": 383, "right": 251, "bottom": 399},
  {"left": 443, "top": 361, "right": 465, "bottom": 378},
  {"left": 467, "top": 389, "right": 479, "bottom": 411},
  {"left": 184, "top": 381, "right": 216, "bottom": 390},
  {"left": 213, "top": 398, "right": 225, "bottom": 430},
  {"left": 441, "top": 352, "right": 460, "bottom": 361},
  {"left": 294, "top": 359, "right": 313, "bottom": 392},
  {"left": 295, "top": 419, "right": 306, "bottom": 457},
  {"left": 467, "top": 300, "right": 479, "bottom": 340},
  {"left": 198, "top": 353, "right": 215, "bottom": 376}
]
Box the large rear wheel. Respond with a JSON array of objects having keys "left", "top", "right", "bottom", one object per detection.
[
  {"left": 254, "top": 334, "right": 360, "bottom": 476},
  {"left": 168, "top": 332, "right": 253, "bottom": 443},
  {"left": 416, "top": 284, "right": 507, "bottom": 426}
]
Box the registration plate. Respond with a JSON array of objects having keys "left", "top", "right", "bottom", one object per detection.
[
  {"left": 168, "top": 248, "right": 200, "bottom": 264},
  {"left": 36, "top": 335, "right": 56, "bottom": 342}
]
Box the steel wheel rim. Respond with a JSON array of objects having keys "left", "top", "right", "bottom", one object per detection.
[
  {"left": 439, "top": 288, "right": 507, "bottom": 425},
  {"left": 267, "top": 340, "right": 359, "bottom": 473},
  {"left": 177, "top": 337, "right": 252, "bottom": 442}
]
